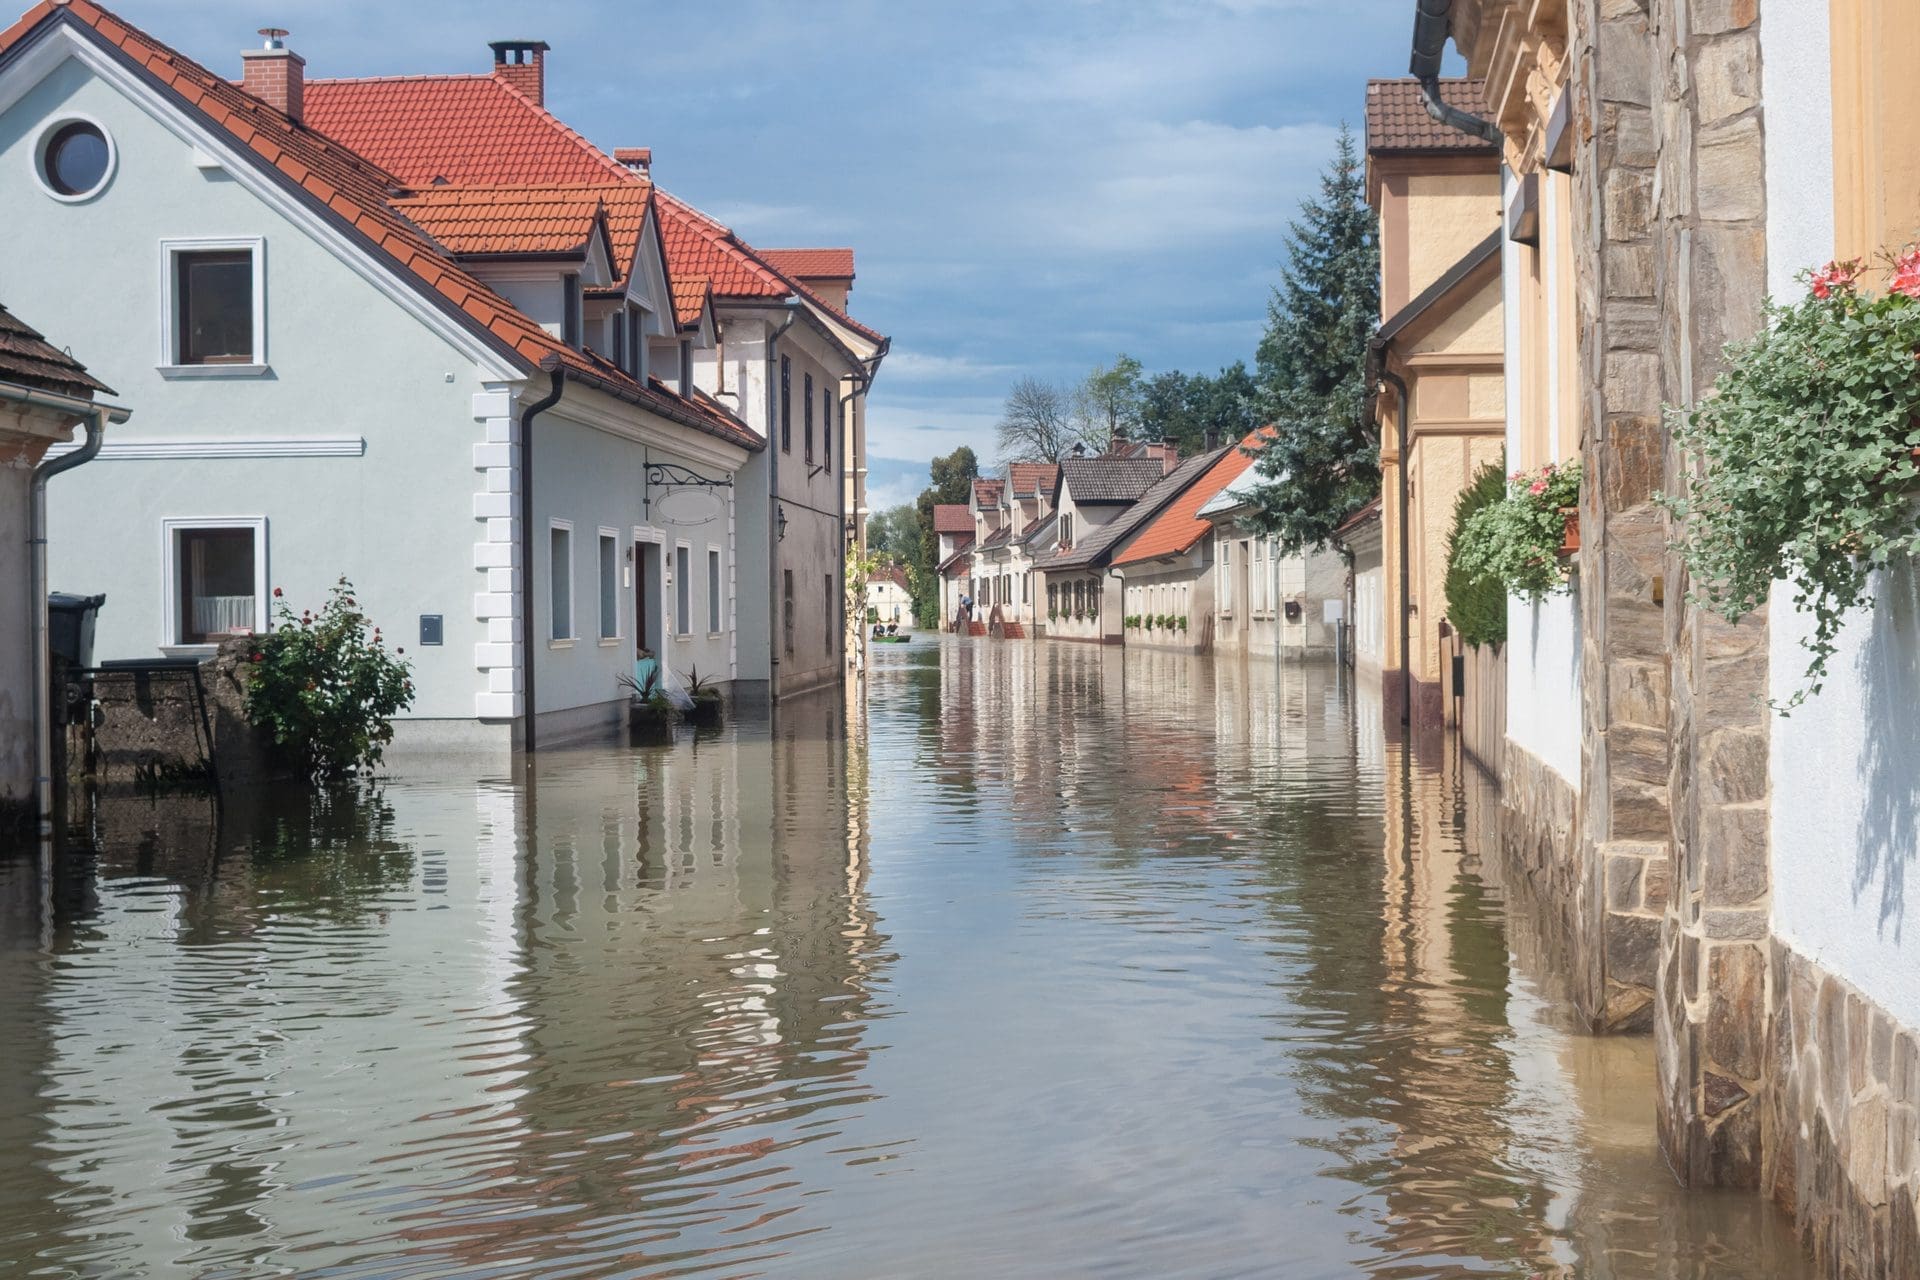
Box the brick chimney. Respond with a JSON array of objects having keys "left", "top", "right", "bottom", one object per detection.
[
  {"left": 614, "top": 147, "right": 652, "bottom": 178},
  {"left": 241, "top": 28, "right": 304, "bottom": 123},
  {"left": 489, "top": 40, "right": 550, "bottom": 106}
]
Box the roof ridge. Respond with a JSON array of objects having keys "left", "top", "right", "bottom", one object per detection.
[{"left": 306, "top": 73, "right": 493, "bottom": 84}]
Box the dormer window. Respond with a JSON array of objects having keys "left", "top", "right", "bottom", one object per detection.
[
  {"left": 1059, "top": 513, "right": 1073, "bottom": 548},
  {"left": 679, "top": 340, "right": 693, "bottom": 397},
  {"left": 561, "top": 273, "right": 582, "bottom": 348},
  {"left": 609, "top": 309, "right": 627, "bottom": 371},
  {"left": 628, "top": 305, "right": 644, "bottom": 379}
]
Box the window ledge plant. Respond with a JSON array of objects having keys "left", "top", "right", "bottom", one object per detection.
[
  {"left": 1453, "top": 459, "right": 1583, "bottom": 603},
  {"left": 1667, "top": 251, "right": 1920, "bottom": 709}
]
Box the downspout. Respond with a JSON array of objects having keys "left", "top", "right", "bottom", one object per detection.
[
  {"left": 1410, "top": 0, "right": 1503, "bottom": 145},
  {"left": 15, "top": 385, "right": 131, "bottom": 835},
  {"left": 765, "top": 308, "right": 800, "bottom": 695},
  {"left": 1375, "top": 353, "right": 1414, "bottom": 730},
  {"left": 518, "top": 369, "right": 565, "bottom": 755}
]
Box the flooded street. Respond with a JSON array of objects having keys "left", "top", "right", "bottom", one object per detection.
[{"left": 0, "top": 639, "right": 1812, "bottom": 1278}]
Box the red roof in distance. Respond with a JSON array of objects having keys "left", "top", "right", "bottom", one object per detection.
[
  {"left": 1114, "top": 428, "right": 1272, "bottom": 567},
  {"left": 759, "top": 248, "right": 855, "bottom": 280},
  {"left": 933, "top": 504, "right": 973, "bottom": 534}
]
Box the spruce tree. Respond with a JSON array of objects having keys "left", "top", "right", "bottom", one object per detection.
[{"left": 1247, "top": 125, "right": 1381, "bottom": 552}]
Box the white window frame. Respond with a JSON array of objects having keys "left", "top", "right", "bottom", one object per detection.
[
  {"left": 597, "top": 527, "right": 621, "bottom": 645},
  {"left": 32, "top": 113, "right": 116, "bottom": 204},
  {"left": 159, "top": 516, "right": 267, "bottom": 657},
  {"left": 158, "top": 236, "right": 268, "bottom": 377},
  {"left": 548, "top": 519, "right": 575, "bottom": 647},
  {"left": 707, "top": 545, "right": 724, "bottom": 637},
  {"left": 674, "top": 539, "right": 693, "bottom": 639}
]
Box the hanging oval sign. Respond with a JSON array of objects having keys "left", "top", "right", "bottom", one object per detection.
[{"left": 653, "top": 487, "right": 725, "bottom": 526}]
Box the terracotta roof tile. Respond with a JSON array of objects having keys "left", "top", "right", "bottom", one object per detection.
[
  {"left": 670, "top": 276, "right": 710, "bottom": 329},
  {"left": 933, "top": 503, "right": 973, "bottom": 534},
  {"left": 758, "top": 248, "right": 854, "bottom": 280},
  {"left": 392, "top": 182, "right": 641, "bottom": 257},
  {"left": 1040, "top": 450, "right": 1227, "bottom": 572},
  {"left": 971, "top": 478, "right": 1004, "bottom": 508},
  {"left": 0, "top": 3, "right": 760, "bottom": 454},
  {"left": 0, "top": 300, "right": 113, "bottom": 398},
  {"left": 1114, "top": 429, "right": 1272, "bottom": 567},
  {"left": 1365, "top": 78, "right": 1497, "bottom": 154},
  {"left": 1007, "top": 461, "right": 1057, "bottom": 498}
]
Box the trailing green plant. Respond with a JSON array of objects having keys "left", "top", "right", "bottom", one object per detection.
[
  {"left": 1444, "top": 459, "right": 1510, "bottom": 648},
  {"left": 1453, "top": 460, "right": 1582, "bottom": 602},
  {"left": 1666, "top": 251, "right": 1920, "bottom": 709},
  {"left": 246, "top": 577, "right": 414, "bottom": 782},
  {"left": 1176, "top": 615, "right": 1188, "bottom": 632}
]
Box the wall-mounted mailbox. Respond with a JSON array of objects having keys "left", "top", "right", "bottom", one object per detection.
[{"left": 419, "top": 614, "right": 444, "bottom": 646}]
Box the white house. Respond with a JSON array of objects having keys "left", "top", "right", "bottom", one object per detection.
[
  {"left": 1, "top": 7, "right": 765, "bottom": 750},
  {"left": 0, "top": 300, "right": 123, "bottom": 828},
  {"left": 932, "top": 502, "right": 974, "bottom": 629},
  {"left": 1034, "top": 446, "right": 1203, "bottom": 644},
  {"left": 1192, "top": 469, "right": 1348, "bottom": 659},
  {"left": 865, "top": 564, "right": 910, "bottom": 627}
]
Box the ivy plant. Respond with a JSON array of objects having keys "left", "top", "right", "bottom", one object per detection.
[
  {"left": 1666, "top": 252, "right": 1920, "bottom": 709},
  {"left": 1444, "top": 459, "right": 1510, "bottom": 648},
  {"left": 1453, "top": 460, "right": 1582, "bottom": 602}
]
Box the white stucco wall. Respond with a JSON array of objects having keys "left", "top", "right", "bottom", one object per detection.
[
  {"left": 1499, "top": 166, "right": 1582, "bottom": 788},
  {"left": 3, "top": 57, "right": 496, "bottom": 726},
  {"left": 1758, "top": 4, "right": 1920, "bottom": 1027}
]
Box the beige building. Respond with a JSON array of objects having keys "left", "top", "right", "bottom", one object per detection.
[{"left": 1365, "top": 79, "right": 1507, "bottom": 739}]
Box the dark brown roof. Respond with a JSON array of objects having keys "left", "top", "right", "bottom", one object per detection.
[
  {"left": 1040, "top": 448, "right": 1229, "bottom": 572},
  {"left": 1057, "top": 456, "right": 1166, "bottom": 505},
  {"left": 1366, "top": 78, "right": 1496, "bottom": 154},
  {"left": 0, "top": 301, "right": 112, "bottom": 399}
]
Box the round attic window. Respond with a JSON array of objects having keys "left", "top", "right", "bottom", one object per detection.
[{"left": 35, "top": 117, "right": 114, "bottom": 201}]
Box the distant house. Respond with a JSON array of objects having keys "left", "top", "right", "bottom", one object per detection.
[
  {"left": 1334, "top": 500, "right": 1383, "bottom": 679},
  {"left": 0, "top": 301, "right": 121, "bottom": 824},
  {"left": 1194, "top": 487, "right": 1348, "bottom": 660},
  {"left": 932, "top": 503, "right": 973, "bottom": 628},
  {"left": 968, "top": 461, "right": 1057, "bottom": 637},
  {"left": 865, "top": 564, "right": 911, "bottom": 626}
]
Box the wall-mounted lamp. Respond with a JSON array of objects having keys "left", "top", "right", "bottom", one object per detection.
[{"left": 777, "top": 504, "right": 789, "bottom": 542}]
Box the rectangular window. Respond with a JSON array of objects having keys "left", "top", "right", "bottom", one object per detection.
[
  {"left": 172, "top": 525, "right": 260, "bottom": 644},
  {"left": 561, "top": 274, "right": 582, "bottom": 348},
  {"left": 822, "top": 389, "right": 833, "bottom": 469},
  {"left": 825, "top": 573, "right": 834, "bottom": 651},
  {"left": 680, "top": 340, "right": 694, "bottom": 396},
  {"left": 173, "top": 249, "right": 255, "bottom": 366},
  {"left": 1220, "top": 534, "right": 1233, "bottom": 614},
  {"left": 804, "top": 372, "right": 816, "bottom": 465},
  {"left": 781, "top": 356, "right": 792, "bottom": 453},
  {"left": 783, "top": 569, "right": 795, "bottom": 656},
  {"left": 598, "top": 532, "right": 619, "bottom": 640},
  {"left": 549, "top": 522, "right": 573, "bottom": 641},
  {"left": 707, "top": 548, "right": 722, "bottom": 633},
  {"left": 675, "top": 544, "right": 692, "bottom": 637},
  {"left": 610, "top": 310, "right": 627, "bottom": 372},
  {"left": 628, "top": 305, "right": 644, "bottom": 378}
]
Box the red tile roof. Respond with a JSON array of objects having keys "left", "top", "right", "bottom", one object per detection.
[
  {"left": 1007, "top": 461, "right": 1057, "bottom": 498},
  {"left": 0, "top": 2, "right": 759, "bottom": 454},
  {"left": 1334, "top": 497, "right": 1382, "bottom": 539},
  {"left": 0, "top": 300, "right": 113, "bottom": 398},
  {"left": 1114, "top": 429, "right": 1271, "bottom": 567},
  {"left": 304, "top": 74, "right": 632, "bottom": 186},
  {"left": 391, "top": 182, "right": 637, "bottom": 257},
  {"left": 1366, "top": 78, "right": 1497, "bottom": 154},
  {"left": 933, "top": 503, "right": 973, "bottom": 534},
  {"left": 671, "top": 276, "right": 711, "bottom": 329},
  {"left": 655, "top": 192, "right": 792, "bottom": 300},
  {"left": 971, "top": 478, "right": 1004, "bottom": 509},
  {"left": 758, "top": 248, "right": 854, "bottom": 280}
]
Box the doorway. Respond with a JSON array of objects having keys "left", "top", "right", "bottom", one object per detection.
[{"left": 635, "top": 540, "right": 663, "bottom": 662}]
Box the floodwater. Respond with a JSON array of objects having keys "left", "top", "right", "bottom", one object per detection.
[{"left": 0, "top": 639, "right": 1814, "bottom": 1278}]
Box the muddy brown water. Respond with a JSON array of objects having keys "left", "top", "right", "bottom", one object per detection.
[{"left": 0, "top": 640, "right": 1813, "bottom": 1277}]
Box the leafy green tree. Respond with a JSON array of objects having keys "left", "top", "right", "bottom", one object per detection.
[
  {"left": 908, "top": 446, "right": 979, "bottom": 626},
  {"left": 1443, "top": 460, "right": 1508, "bottom": 648},
  {"left": 866, "top": 503, "right": 918, "bottom": 559},
  {"left": 1140, "top": 362, "right": 1261, "bottom": 455},
  {"left": 1246, "top": 125, "right": 1382, "bottom": 552},
  {"left": 1076, "top": 354, "right": 1144, "bottom": 452}
]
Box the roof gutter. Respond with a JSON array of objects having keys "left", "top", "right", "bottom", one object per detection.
[
  {"left": 518, "top": 369, "right": 565, "bottom": 754},
  {"left": 1411, "top": 0, "right": 1503, "bottom": 145},
  {"left": 11, "top": 383, "right": 132, "bottom": 837}
]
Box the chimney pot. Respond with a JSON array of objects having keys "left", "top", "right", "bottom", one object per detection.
[
  {"left": 614, "top": 147, "right": 652, "bottom": 177},
  {"left": 489, "top": 39, "right": 550, "bottom": 107},
  {"left": 241, "top": 29, "right": 304, "bottom": 123}
]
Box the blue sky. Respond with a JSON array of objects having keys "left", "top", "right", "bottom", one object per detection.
[{"left": 112, "top": 0, "right": 1425, "bottom": 511}]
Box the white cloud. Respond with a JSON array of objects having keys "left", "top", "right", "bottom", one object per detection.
[{"left": 882, "top": 351, "right": 1016, "bottom": 382}]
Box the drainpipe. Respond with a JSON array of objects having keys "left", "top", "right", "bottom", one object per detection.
[
  {"left": 765, "top": 308, "right": 799, "bottom": 696},
  {"left": 518, "top": 370, "right": 564, "bottom": 755},
  {"left": 13, "top": 385, "right": 131, "bottom": 834},
  {"left": 1410, "top": 0, "right": 1503, "bottom": 145},
  {"left": 1377, "top": 359, "right": 1414, "bottom": 731}
]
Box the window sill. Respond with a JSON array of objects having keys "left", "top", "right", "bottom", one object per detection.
[
  {"left": 707, "top": 631, "right": 726, "bottom": 640},
  {"left": 673, "top": 632, "right": 693, "bottom": 643},
  {"left": 598, "top": 637, "right": 622, "bottom": 648},
  {"left": 548, "top": 638, "right": 574, "bottom": 650},
  {"left": 159, "top": 644, "right": 219, "bottom": 659},
  {"left": 158, "top": 363, "right": 271, "bottom": 380}
]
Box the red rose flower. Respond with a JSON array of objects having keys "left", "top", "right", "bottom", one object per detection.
[{"left": 272, "top": 587, "right": 283, "bottom": 598}]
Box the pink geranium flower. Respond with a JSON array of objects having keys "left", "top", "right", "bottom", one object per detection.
[
  {"left": 1809, "top": 258, "right": 1863, "bottom": 299},
  {"left": 1890, "top": 248, "right": 1920, "bottom": 300},
  {"left": 1528, "top": 479, "right": 1548, "bottom": 496}
]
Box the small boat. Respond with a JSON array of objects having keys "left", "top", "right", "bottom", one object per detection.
[{"left": 871, "top": 631, "right": 912, "bottom": 644}]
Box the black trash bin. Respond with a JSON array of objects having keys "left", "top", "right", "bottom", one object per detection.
[{"left": 47, "top": 592, "right": 106, "bottom": 668}]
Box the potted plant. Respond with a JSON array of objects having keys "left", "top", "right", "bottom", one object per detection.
[
  {"left": 1176, "top": 615, "right": 1189, "bottom": 633},
  {"left": 1668, "top": 249, "right": 1920, "bottom": 708},
  {"left": 1453, "top": 459, "right": 1584, "bottom": 602},
  {"left": 618, "top": 664, "right": 676, "bottom": 740},
  {"left": 682, "top": 666, "right": 724, "bottom": 727}
]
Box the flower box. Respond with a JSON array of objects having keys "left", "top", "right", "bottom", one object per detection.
[{"left": 1558, "top": 506, "right": 1580, "bottom": 557}]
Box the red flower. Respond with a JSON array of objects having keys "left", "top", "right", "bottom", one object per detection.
[
  {"left": 1891, "top": 248, "right": 1920, "bottom": 300},
  {"left": 1528, "top": 479, "right": 1548, "bottom": 496},
  {"left": 1809, "top": 258, "right": 1863, "bottom": 299},
  {"left": 250, "top": 652, "right": 263, "bottom": 662},
  {"left": 272, "top": 586, "right": 283, "bottom": 598}
]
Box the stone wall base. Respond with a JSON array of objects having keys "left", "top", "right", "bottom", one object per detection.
[
  {"left": 1765, "top": 939, "right": 1920, "bottom": 1277},
  {"left": 1499, "top": 740, "right": 1597, "bottom": 1019}
]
